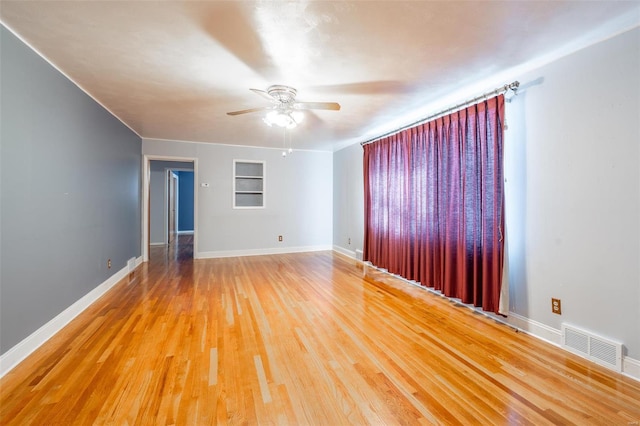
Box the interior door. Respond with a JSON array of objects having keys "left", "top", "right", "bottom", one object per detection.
[{"left": 168, "top": 171, "right": 178, "bottom": 244}]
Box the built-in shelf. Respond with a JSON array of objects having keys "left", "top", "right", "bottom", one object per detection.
[{"left": 234, "top": 160, "right": 265, "bottom": 208}]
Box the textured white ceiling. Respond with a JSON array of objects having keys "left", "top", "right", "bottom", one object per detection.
[{"left": 1, "top": 1, "right": 638, "bottom": 151}]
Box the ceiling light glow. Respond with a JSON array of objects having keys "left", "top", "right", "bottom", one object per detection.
[{"left": 263, "top": 110, "right": 304, "bottom": 129}]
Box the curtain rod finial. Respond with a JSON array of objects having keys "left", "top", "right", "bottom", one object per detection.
[{"left": 505, "top": 81, "right": 520, "bottom": 103}]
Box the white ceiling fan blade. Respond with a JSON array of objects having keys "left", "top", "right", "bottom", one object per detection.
[
  {"left": 227, "top": 106, "right": 272, "bottom": 116},
  {"left": 294, "top": 101, "right": 341, "bottom": 111},
  {"left": 250, "top": 88, "right": 277, "bottom": 102}
]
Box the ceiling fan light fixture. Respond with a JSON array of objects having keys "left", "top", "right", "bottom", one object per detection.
[
  {"left": 228, "top": 85, "right": 338, "bottom": 129},
  {"left": 263, "top": 110, "right": 304, "bottom": 129}
]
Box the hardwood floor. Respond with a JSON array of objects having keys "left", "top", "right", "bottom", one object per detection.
[{"left": 1, "top": 244, "right": 639, "bottom": 424}]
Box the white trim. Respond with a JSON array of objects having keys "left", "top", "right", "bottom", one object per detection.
[
  {"left": 505, "top": 311, "right": 563, "bottom": 347},
  {"left": 177, "top": 230, "right": 194, "bottom": 235},
  {"left": 143, "top": 137, "right": 332, "bottom": 153},
  {"left": 623, "top": 357, "right": 640, "bottom": 381},
  {"left": 0, "top": 256, "right": 142, "bottom": 378},
  {"left": 332, "top": 245, "right": 357, "bottom": 259},
  {"left": 143, "top": 155, "right": 199, "bottom": 262},
  {"left": 150, "top": 242, "right": 165, "bottom": 246},
  {"left": 196, "top": 245, "right": 332, "bottom": 259}
]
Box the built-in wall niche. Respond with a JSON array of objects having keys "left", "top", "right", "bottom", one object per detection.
[{"left": 233, "top": 160, "right": 265, "bottom": 208}]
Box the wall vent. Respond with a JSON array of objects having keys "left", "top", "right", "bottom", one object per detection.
[
  {"left": 561, "top": 324, "right": 622, "bottom": 372},
  {"left": 127, "top": 258, "right": 136, "bottom": 273},
  {"left": 355, "top": 249, "right": 363, "bottom": 261}
]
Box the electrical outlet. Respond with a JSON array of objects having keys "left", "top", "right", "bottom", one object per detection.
[
  {"left": 107, "top": 259, "right": 112, "bottom": 269},
  {"left": 348, "top": 237, "right": 351, "bottom": 245},
  {"left": 552, "top": 298, "right": 562, "bottom": 315},
  {"left": 278, "top": 235, "right": 283, "bottom": 242}
]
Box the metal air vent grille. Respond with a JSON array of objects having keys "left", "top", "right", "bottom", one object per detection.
[{"left": 562, "top": 324, "right": 622, "bottom": 372}]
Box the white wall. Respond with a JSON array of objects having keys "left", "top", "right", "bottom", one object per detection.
[
  {"left": 504, "top": 27, "right": 639, "bottom": 359},
  {"left": 143, "top": 139, "right": 333, "bottom": 257},
  {"left": 332, "top": 28, "right": 640, "bottom": 367},
  {"left": 333, "top": 143, "right": 364, "bottom": 257}
]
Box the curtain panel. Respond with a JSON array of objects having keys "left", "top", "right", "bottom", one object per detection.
[{"left": 363, "top": 95, "right": 505, "bottom": 313}]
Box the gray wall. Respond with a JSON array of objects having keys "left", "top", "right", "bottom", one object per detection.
[
  {"left": 0, "top": 26, "right": 142, "bottom": 354},
  {"left": 331, "top": 28, "right": 640, "bottom": 360},
  {"left": 333, "top": 143, "right": 364, "bottom": 256},
  {"left": 503, "top": 27, "right": 640, "bottom": 358},
  {"left": 143, "top": 139, "right": 332, "bottom": 256},
  {"left": 150, "top": 166, "right": 167, "bottom": 244}
]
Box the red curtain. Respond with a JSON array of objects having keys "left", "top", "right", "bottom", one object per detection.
[{"left": 364, "top": 95, "right": 505, "bottom": 313}]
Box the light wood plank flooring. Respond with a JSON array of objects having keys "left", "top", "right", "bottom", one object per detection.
[{"left": 2, "top": 242, "right": 640, "bottom": 424}]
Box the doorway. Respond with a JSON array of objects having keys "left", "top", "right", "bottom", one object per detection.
[{"left": 143, "top": 156, "right": 198, "bottom": 262}]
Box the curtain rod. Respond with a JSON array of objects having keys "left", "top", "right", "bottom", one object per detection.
[{"left": 360, "top": 81, "right": 520, "bottom": 146}]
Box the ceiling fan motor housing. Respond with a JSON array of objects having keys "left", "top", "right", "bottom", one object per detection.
[{"left": 267, "top": 85, "right": 297, "bottom": 104}]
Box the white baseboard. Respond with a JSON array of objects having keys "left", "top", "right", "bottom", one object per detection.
[
  {"left": 505, "top": 311, "right": 639, "bottom": 381},
  {"left": 177, "top": 230, "right": 194, "bottom": 235},
  {"left": 332, "top": 245, "right": 356, "bottom": 259},
  {"left": 506, "top": 311, "right": 562, "bottom": 347},
  {"left": 149, "top": 242, "right": 165, "bottom": 246},
  {"left": 0, "top": 256, "right": 142, "bottom": 378},
  {"left": 196, "top": 245, "right": 332, "bottom": 259},
  {"left": 623, "top": 356, "right": 640, "bottom": 381}
]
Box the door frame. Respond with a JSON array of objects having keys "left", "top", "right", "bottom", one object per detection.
[
  {"left": 167, "top": 170, "right": 178, "bottom": 244},
  {"left": 165, "top": 167, "right": 193, "bottom": 243},
  {"left": 143, "top": 155, "right": 198, "bottom": 262}
]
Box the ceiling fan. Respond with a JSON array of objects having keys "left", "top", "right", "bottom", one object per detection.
[{"left": 227, "top": 85, "right": 340, "bottom": 129}]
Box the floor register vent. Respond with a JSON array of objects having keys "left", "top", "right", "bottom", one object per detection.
[{"left": 561, "top": 324, "right": 622, "bottom": 372}]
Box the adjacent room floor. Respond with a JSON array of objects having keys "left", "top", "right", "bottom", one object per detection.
[{"left": 1, "top": 240, "right": 639, "bottom": 424}]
